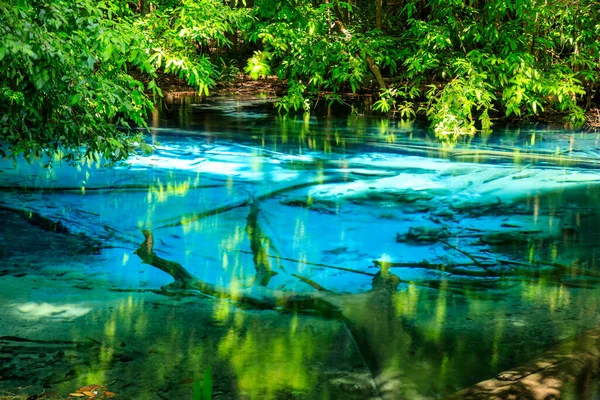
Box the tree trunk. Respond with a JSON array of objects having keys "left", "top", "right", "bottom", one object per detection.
[
  {"left": 376, "top": 0, "right": 383, "bottom": 30},
  {"left": 139, "top": 0, "right": 149, "bottom": 16},
  {"left": 333, "top": 18, "right": 387, "bottom": 90},
  {"left": 366, "top": 53, "right": 387, "bottom": 90}
]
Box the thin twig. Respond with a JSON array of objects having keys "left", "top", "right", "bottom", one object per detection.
[
  {"left": 235, "top": 249, "right": 376, "bottom": 277},
  {"left": 292, "top": 274, "right": 331, "bottom": 292},
  {"left": 438, "top": 239, "right": 482, "bottom": 266}
]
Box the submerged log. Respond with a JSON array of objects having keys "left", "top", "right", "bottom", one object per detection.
[
  {"left": 448, "top": 325, "right": 600, "bottom": 400},
  {"left": 397, "top": 226, "right": 450, "bottom": 243},
  {"left": 134, "top": 230, "right": 344, "bottom": 317},
  {"left": 292, "top": 274, "right": 331, "bottom": 292},
  {"left": 0, "top": 205, "right": 70, "bottom": 234},
  {"left": 438, "top": 239, "right": 482, "bottom": 266}
]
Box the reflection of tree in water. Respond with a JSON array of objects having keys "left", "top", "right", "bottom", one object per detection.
[{"left": 133, "top": 180, "right": 600, "bottom": 399}]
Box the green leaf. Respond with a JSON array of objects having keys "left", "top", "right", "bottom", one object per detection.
[
  {"left": 69, "top": 94, "right": 81, "bottom": 106},
  {"left": 202, "top": 366, "right": 212, "bottom": 400},
  {"left": 34, "top": 76, "right": 45, "bottom": 89},
  {"left": 102, "top": 43, "right": 114, "bottom": 61},
  {"left": 193, "top": 380, "right": 201, "bottom": 400}
]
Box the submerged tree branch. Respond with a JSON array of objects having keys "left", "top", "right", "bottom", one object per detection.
[
  {"left": 246, "top": 197, "right": 278, "bottom": 286},
  {"left": 0, "top": 183, "right": 225, "bottom": 192},
  {"left": 134, "top": 230, "right": 344, "bottom": 316},
  {"left": 292, "top": 274, "right": 331, "bottom": 292},
  {"left": 132, "top": 229, "right": 447, "bottom": 400},
  {"left": 154, "top": 175, "right": 352, "bottom": 230},
  {"left": 373, "top": 259, "right": 497, "bottom": 278}
]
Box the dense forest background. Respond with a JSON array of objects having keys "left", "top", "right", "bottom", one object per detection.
[{"left": 1, "top": 0, "right": 599, "bottom": 162}]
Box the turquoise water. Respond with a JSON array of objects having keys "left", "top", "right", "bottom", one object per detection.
[{"left": 1, "top": 96, "right": 600, "bottom": 399}]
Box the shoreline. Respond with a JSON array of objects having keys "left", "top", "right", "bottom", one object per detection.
[{"left": 152, "top": 74, "right": 600, "bottom": 129}]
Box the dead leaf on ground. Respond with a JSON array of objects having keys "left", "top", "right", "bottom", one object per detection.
[
  {"left": 67, "top": 384, "right": 116, "bottom": 399},
  {"left": 78, "top": 385, "right": 101, "bottom": 392}
]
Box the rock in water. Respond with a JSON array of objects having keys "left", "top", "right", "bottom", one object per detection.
[{"left": 397, "top": 226, "right": 450, "bottom": 243}]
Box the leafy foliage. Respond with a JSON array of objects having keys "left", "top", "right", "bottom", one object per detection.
[
  {"left": 1, "top": 0, "right": 599, "bottom": 163},
  {"left": 242, "top": 0, "right": 599, "bottom": 132},
  {"left": 0, "top": 0, "right": 154, "bottom": 164},
  {"left": 373, "top": 86, "right": 419, "bottom": 119},
  {"left": 140, "top": 0, "right": 248, "bottom": 96},
  {"left": 193, "top": 366, "right": 212, "bottom": 400},
  {"left": 392, "top": 0, "right": 599, "bottom": 133},
  {"left": 247, "top": 0, "right": 401, "bottom": 111},
  {"left": 245, "top": 50, "right": 272, "bottom": 80}
]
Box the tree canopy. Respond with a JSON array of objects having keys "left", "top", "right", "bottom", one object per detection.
[{"left": 1, "top": 0, "right": 599, "bottom": 162}]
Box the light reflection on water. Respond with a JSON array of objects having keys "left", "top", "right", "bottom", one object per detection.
[{"left": 1, "top": 96, "right": 600, "bottom": 399}]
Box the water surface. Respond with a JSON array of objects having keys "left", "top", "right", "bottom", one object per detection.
[{"left": 2, "top": 96, "right": 600, "bottom": 399}]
